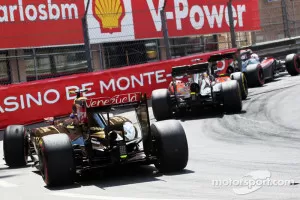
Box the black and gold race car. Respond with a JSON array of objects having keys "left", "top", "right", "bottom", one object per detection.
[{"left": 3, "top": 90, "right": 189, "bottom": 187}]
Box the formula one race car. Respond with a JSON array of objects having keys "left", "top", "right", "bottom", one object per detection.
[
  {"left": 233, "top": 49, "right": 300, "bottom": 87},
  {"left": 151, "top": 54, "right": 244, "bottom": 121},
  {"left": 3, "top": 90, "right": 189, "bottom": 187}
]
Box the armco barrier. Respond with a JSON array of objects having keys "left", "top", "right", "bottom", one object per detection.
[{"left": 0, "top": 48, "right": 238, "bottom": 129}]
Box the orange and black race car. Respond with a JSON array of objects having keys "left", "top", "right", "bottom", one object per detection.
[
  {"left": 151, "top": 53, "right": 247, "bottom": 121},
  {"left": 3, "top": 90, "right": 189, "bottom": 187}
]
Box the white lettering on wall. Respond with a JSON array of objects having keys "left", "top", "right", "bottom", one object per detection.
[
  {"left": 146, "top": 0, "right": 247, "bottom": 31},
  {"left": 0, "top": 0, "right": 79, "bottom": 23}
]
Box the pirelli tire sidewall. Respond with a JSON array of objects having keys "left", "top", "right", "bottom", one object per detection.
[
  {"left": 151, "top": 120, "right": 188, "bottom": 173},
  {"left": 38, "top": 133, "right": 75, "bottom": 187},
  {"left": 221, "top": 80, "right": 242, "bottom": 113},
  {"left": 3, "top": 125, "right": 29, "bottom": 168},
  {"left": 245, "top": 64, "right": 265, "bottom": 87},
  {"left": 230, "top": 72, "right": 248, "bottom": 100},
  {"left": 285, "top": 54, "right": 300, "bottom": 76}
]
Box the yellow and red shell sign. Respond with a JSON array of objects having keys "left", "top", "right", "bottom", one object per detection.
[{"left": 92, "top": 0, "right": 125, "bottom": 33}]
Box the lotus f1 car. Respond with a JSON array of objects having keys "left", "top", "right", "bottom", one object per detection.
[
  {"left": 3, "top": 90, "right": 189, "bottom": 187},
  {"left": 233, "top": 49, "right": 300, "bottom": 87},
  {"left": 151, "top": 54, "right": 244, "bottom": 121}
]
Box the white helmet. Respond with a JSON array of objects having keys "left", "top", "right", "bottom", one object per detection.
[{"left": 251, "top": 53, "right": 259, "bottom": 60}]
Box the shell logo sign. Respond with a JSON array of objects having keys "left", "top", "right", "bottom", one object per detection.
[
  {"left": 92, "top": 0, "right": 125, "bottom": 33},
  {"left": 87, "top": 0, "right": 260, "bottom": 44}
]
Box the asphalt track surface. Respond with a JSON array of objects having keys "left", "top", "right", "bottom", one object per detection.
[{"left": 1, "top": 72, "right": 300, "bottom": 200}]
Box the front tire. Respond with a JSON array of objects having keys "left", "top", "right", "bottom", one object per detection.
[
  {"left": 3, "top": 125, "right": 29, "bottom": 167},
  {"left": 285, "top": 54, "right": 300, "bottom": 76},
  {"left": 151, "top": 120, "right": 188, "bottom": 173},
  {"left": 38, "top": 133, "right": 75, "bottom": 187},
  {"left": 222, "top": 80, "right": 242, "bottom": 113},
  {"left": 230, "top": 72, "right": 248, "bottom": 100}
]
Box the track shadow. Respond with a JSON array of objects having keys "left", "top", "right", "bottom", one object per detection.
[
  {"left": 177, "top": 106, "right": 246, "bottom": 121},
  {"left": 45, "top": 165, "right": 194, "bottom": 191},
  {"left": 177, "top": 107, "right": 224, "bottom": 122}
]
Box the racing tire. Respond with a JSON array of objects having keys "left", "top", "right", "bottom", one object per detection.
[
  {"left": 3, "top": 125, "right": 29, "bottom": 168},
  {"left": 38, "top": 133, "right": 75, "bottom": 187},
  {"left": 285, "top": 54, "right": 300, "bottom": 76},
  {"left": 222, "top": 80, "right": 242, "bottom": 113},
  {"left": 230, "top": 72, "right": 248, "bottom": 100},
  {"left": 151, "top": 120, "right": 188, "bottom": 173},
  {"left": 151, "top": 89, "right": 172, "bottom": 121},
  {"left": 245, "top": 64, "right": 265, "bottom": 87}
]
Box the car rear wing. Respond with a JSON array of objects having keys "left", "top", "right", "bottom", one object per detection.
[
  {"left": 208, "top": 51, "right": 237, "bottom": 62},
  {"left": 171, "top": 62, "right": 209, "bottom": 77},
  {"left": 85, "top": 92, "right": 146, "bottom": 112}
]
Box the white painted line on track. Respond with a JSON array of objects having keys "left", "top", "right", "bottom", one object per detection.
[
  {"left": 0, "top": 180, "right": 18, "bottom": 188},
  {"left": 49, "top": 192, "right": 198, "bottom": 200}
]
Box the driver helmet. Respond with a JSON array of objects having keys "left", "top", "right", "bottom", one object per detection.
[{"left": 250, "top": 53, "right": 259, "bottom": 61}]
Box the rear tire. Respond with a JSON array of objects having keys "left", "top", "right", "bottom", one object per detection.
[
  {"left": 151, "top": 89, "right": 172, "bottom": 121},
  {"left": 38, "top": 133, "right": 75, "bottom": 187},
  {"left": 3, "top": 125, "right": 28, "bottom": 167},
  {"left": 285, "top": 54, "right": 300, "bottom": 76},
  {"left": 222, "top": 80, "right": 242, "bottom": 113},
  {"left": 230, "top": 72, "right": 248, "bottom": 100},
  {"left": 151, "top": 120, "right": 188, "bottom": 173},
  {"left": 245, "top": 64, "right": 265, "bottom": 87}
]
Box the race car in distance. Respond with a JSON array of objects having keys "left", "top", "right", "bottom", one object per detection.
[
  {"left": 3, "top": 90, "right": 189, "bottom": 187},
  {"left": 227, "top": 49, "right": 300, "bottom": 87},
  {"left": 151, "top": 54, "right": 244, "bottom": 121}
]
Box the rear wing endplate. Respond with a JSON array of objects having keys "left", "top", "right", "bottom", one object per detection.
[
  {"left": 208, "top": 51, "right": 237, "bottom": 62},
  {"left": 171, "top": 62, "right": 209, "bottom": 77},
  {"left": 85, "top": 92, "right": 146, "bottom": 111}
]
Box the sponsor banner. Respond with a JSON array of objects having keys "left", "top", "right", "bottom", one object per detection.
[
  {"left": 86, "top": 0, "right": 135, "bottom": 44},
  {"left": 86, "top": 92, "right": 141, "bottom": 108},
  {"left": 0, "top": 60, "right": 173, "bottom": 129},
  {"left": 0, "top": 48, "right": 237, "bottom": 129},
  {"left": 0, "top": 0, "right": 260, "bottom": 48},
  {"left": 0, "top": 0, "right": 85, "bottom": 49},
  {"left": 88, "top": 0, "right": 260, "bottom": 43}
]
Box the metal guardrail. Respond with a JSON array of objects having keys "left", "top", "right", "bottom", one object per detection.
[{"left": 240, "top": 36, "right": 300, "bottom": 59}]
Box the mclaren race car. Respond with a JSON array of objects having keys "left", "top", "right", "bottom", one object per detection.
[
  {"left": 231, "top": 49, "right": 300, "bottom": 87},
  {"left": 151, "top": 54, "right": 244, "bottom": 121},
  {"left": 3, "top": 90, "right": 189, "bottom": 187}
]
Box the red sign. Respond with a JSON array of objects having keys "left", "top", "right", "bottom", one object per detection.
[
  {"left": 0, "top": 0, "right": 85, "bottom": 49},
  {"left": 132, "top": 0, "right": 260, "bottom": 39},
  {"left": 0, "top": 0, "right": 260, "bottom": 48},
  {"left": 0, "top": 48, "right": 237, "bottom": 129},
  {"left": 88, "top": 0, "right": 260, "bottom": 44}
]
